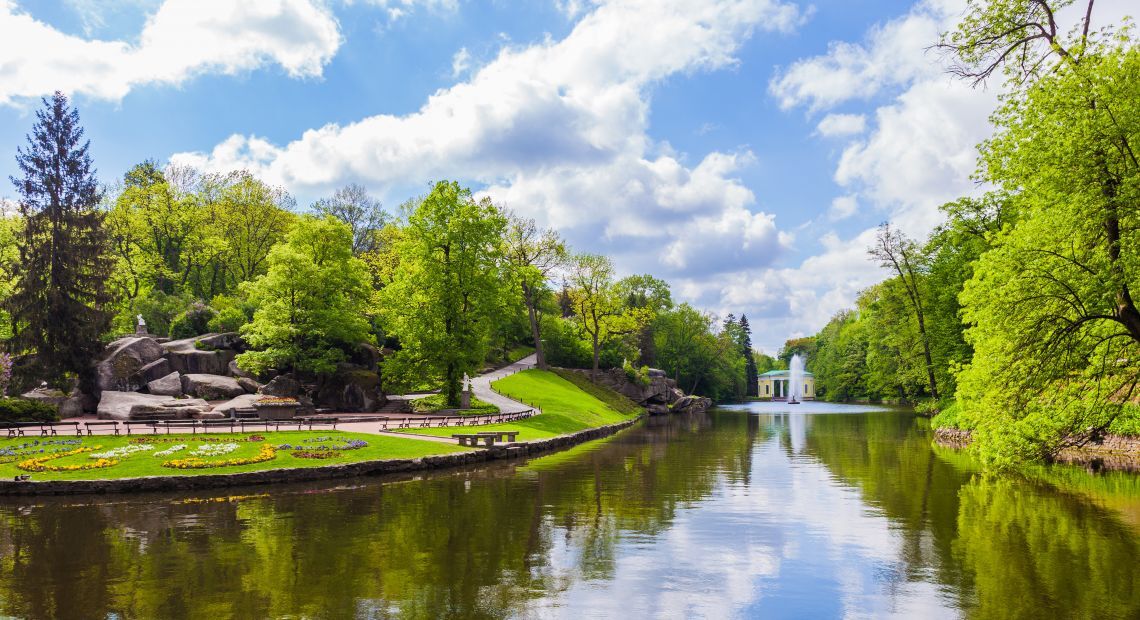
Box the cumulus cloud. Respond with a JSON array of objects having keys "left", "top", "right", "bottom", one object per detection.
[
  {"left": 815, "top": 113, "right": 865, "bottom": 137},
  {"left": 0, "top": 0, "right": 341, "bottom": 106},
  {"left": 827, "top": 195, "right": 858, "bottom": 220},
  {"left": 173, "top": 0, "right": 807, "bottom": 280},
  {"left": 450, "top": 47, "right": 471, "bottom": 76}
]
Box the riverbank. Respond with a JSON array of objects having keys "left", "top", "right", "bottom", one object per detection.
[
  {"left": 933, "top": 427, "right": 1140, "bottom": 472},
  {"left": 0, "top": 366, "right": 647, "bottom": 495}
]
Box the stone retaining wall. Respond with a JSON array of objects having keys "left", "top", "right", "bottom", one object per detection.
[{"left": 0, "top": 417, "right": 642, "bottom": 496}]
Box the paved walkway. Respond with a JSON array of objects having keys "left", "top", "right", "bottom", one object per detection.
[{"left": 469, "top": 354, "right": 539, "bottom": 414}]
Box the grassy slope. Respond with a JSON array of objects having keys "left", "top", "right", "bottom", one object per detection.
[
  {"left": 0, "top": 431, "right": 467, "bottom": 481},
  {"left": 410, "top": 394, "right": 500, "bottom": 416},
  {"left": 399, "top": 369, "right": 643, "bottom": 441}
]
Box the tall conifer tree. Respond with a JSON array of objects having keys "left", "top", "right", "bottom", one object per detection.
[
  {"left": 740, "top": 314, "right": 758, "bottom": 396},
  {"left": 6, "top": 92, "right": 112, "bottom": 391}
]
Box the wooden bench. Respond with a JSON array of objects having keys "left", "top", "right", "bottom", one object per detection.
[
  {"left": 200, "top": 420, "right": 236, "bottom": 433},
  {"left": 123, "top": 420, "right": 161, "bottom": 435},
  {"left": 300, "top": 417, "right": 338, "bottom": 430},
  {"left": 161, "top": 420, "right": 200, "bottom": 435},
  {"left": 239, "top": 420, "right": 275, "bottom": 432},
  {"left": 45, "top": 421, "right": 82, "bottom": 436},
  {"left": 451, "top": 433, "right": 496, "bottom": 447},
  {"left": 83, "top": 421, "right": 120, "bottom": 436},
  {"left": 475, "top": 431, "right": 520, "bottom": 443},
  {"left": 3, "top": 422, "right": 40, "bottom": 438}
]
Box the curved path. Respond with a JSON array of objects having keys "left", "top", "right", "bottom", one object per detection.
[{"left": 469, "top": 354, "right": 539, "bottom": 414}]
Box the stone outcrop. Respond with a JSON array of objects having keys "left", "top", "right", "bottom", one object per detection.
[
  {"left": 314, "top": 367, "right": 383, "bottom": 413},
  {"left": 162, "top": 335, "right": 238, "bottom": 376},
  {"left": 147, "top": 372, "right": 183, "bottom": 397},
  {"left": 134, "top": 358, "right": 172, "bottom": 384},
  {"left": 227, "top": 360, "right": 254, "bottom": 379},
  {"left": 671, "top": 395, "right": 712, "bottom": 415},
  {"left": 259, "top": 374, "right": 300, "bottom": 397},
  {"left": 96, "top": 391, "right": 210, "bottom": 420},
  {"left": 212, "top": 393, "right": 261, "bottom": 416},
  {"left": 96, "top": 337, "right": 165, "bottom": 393},
  {"left": 180, "top": 374, "right": 245, "bottom": 400},
  {"left": 567, "top": 367, "right": 712, "bottom": 416},
  {"left": 237, "top": 377, "right": 260, "bottom": 394},
  {"left": 20, "top": 387, "right": 84, "bottom": 418}
]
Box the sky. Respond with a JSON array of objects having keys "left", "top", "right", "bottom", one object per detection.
[{"left": 0, "top": 0, "right": 1132, "bottom": 353}]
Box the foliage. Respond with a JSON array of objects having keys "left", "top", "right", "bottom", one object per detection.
[
  {"left": 236, "top": 215, "right": 373, "bottom": 375},
  {"left": 654, "top": 303, "right": 745, "bottom": 401},
  {"left": 5, "top": 92, "right": 113, "bottom": 391},
  {"left": 311, "top": 183, "right": 388, "bottom": 255},
  {"left": 0, "top": 398, "right": 58, "bottom": 423},
  {"left": 168, "top": 301, "right": 217, "bottom": 339},
  {"left": 379, "top": 181, "right": 507, "bottom": 406},
  {"left": 207, "top": 292, "right": 255, "bottom": 333},
  {"left": 566, "top": 254, "right": 647, "bottom": 378},
  {"left": 622, "top": 359, "right": 650, "bottom": 387},
  {"left": 503, "top": 213, "right": 567, "bottom": 369},
  {"left": 0, "top": 353, "right": 11, "bottom": 397}
]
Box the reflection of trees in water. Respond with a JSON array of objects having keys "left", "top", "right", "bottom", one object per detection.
[
  {"left": 0, "top": 413, "right": 760, "bottom": 619},
  {"left": 803, "top": 412, "right": 1140, "bottom": 619}
]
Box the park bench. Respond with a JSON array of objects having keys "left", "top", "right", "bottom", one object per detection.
[
  {"left": 200, "top": 420, "right": 236, "bottom": 433},
  {"left": 84, "top": 421, "right": 120, "bottom": 436},
  {"left": 161, "top": 420, "right": 200, "bottom": 434},
  {"left": 123, "top": 420, "right": 161, "bottom": 435},
  {"left": 298, "top": 417, "right": 338, "bottom": 430},
  {"left": 475, "top": 431, "right": 519, "bottom": 443},
  {"left": 239, "top": 420, "right": 274, "bottom": 432},
  {"left": 451, "top": 433, "right": 496, "bottom": 447},
  {"left": 43, "top": 421, "right": 82, "bottom": 436},
  {"left": 3, "top": 422, "right": 39, "bottom": 438}
]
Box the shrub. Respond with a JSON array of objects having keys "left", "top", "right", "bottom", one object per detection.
[
  {"left": 0, "top": 398, "right": 60, "bottom": 423},
  {"left": 208, "top": 293, "right": 256, "bottom": 333},
  {"left": 169, "top": 302, "right": 217, "bottom": 339}
]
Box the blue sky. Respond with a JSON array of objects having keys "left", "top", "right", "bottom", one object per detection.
[{"left": 0, "top": 0, "right": 1130, "bottom": 352}]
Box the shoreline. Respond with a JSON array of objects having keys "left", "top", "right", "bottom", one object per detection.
[
  {"left": 933, "top": 427, "right": 1140, "bottom": 472},
  {"left": 0, "top": 416, "right": 642, "bottom": 496}
]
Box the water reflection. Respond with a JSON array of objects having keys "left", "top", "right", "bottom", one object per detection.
[{"left": 0, "top": 404, "right": 1136, "bottom": 619}]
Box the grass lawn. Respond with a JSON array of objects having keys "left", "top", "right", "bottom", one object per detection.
[
  {"left": 398, "top": 369, "right": 643, "bottom": 441},
  {"left": 0, "top": 431, "right": 468, "bottom": 481},
  {"left": 410, "top": 393, "right": 500, "bottom": 416}
]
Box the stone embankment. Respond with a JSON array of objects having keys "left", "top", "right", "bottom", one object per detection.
[
  {"left": 0, "top": 416, "right": 641, "bottom": 496},
  {"left": 934, "top": 427, "right": 1140, "bottom": 472},
  {"left": 569, "top": 367, "right": 712, "bottom": 416}
]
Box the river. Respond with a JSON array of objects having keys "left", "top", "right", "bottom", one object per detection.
[{"left": 0, "top": 402, "right": 1137, "bottom": 619}]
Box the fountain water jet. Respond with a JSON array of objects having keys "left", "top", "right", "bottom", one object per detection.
[{"left": 788, "top": 353, "right": 804, "bottom": 404}]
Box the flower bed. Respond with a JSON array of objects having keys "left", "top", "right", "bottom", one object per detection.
[
  {"left": 189, "top": 443, "right": 240, "bottom": 457},
  {"left": 90, "top": 444, "right": 155, "bottom": 459},
  {"left": 18, "top": 447, "right": 120, "bottom": 473},
  {"left": 153, "top": 444, "right": 187, "bottom": 457},
  {"left": 162, "top": 444, "right": 277, "bottom": 470}
]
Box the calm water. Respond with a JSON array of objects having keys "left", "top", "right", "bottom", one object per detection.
[{"left": 1, "top": 402, "right": 1139, "bottom": 619}]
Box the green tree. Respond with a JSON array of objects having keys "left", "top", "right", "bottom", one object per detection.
[
  {"left": 5, "top": 92, "right": 112, "bottom": 392},
  {"left": 312, "top": 183, "right": 388, "bottom": 255},
  {"left": 379, "top": 181, "right": 507, "bottom": 405},
  {"left": 503, "top": 213, "right": 567, "bottom": 370},
  {"left": 946, "top": 3, "right": 1140, "bottom": 464},
  {"left": 236, "top": 216, "right": 371, "bottom": 375},
  {"left": 567, "top": 254, "right": 644, "bottom": 380}
]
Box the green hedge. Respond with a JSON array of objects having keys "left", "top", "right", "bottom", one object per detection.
[{"left": 0, "top": 398, "right": 59, "bottom": 423}]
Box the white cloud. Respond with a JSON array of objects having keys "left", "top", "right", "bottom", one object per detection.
[
  {"left": 815, "top": 113, "right": 865, "bottom": 137},
  {"left": 450, "top": 47, "right": 471, "bottom": 76},
  {"left": 0, "top": 0, "right": 342, "bottom": 106},
  {"left": 173, "top": 0, "right": 807, "bottom": 280},
  {"left": 827, "top": 195, "right": 858, "bottom": 220}
]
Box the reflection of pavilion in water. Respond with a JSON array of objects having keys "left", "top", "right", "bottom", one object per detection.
[{"left": 758, "top": 412, "right": 811, "bottom": 454}]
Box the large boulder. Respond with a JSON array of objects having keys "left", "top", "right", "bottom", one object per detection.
[
  {"left": 588, "top": 368, "right": 674, "bottom": 405},
  {"left": 96, "top": 337, "right": 165, "bottom": 393},
  {"left": 162, "top": 335, "right": 238, "bottom": 376},
  {"left": 134, "top": 358, "right": 172, "bottom": 384},
  {"left": 180, "top": 374, "right": 245, "bottom": 400},
  {"left": 147, "top": 372, "right": 183, "bottom": 397},
  {"left": 236, "top": 377, "right": 261, "bottom": 394},
  {"left": 195, "top": 332, "right": 246, "bottom": 351},
  {"left": 227, "top": 359, "right": 254, "bottom": 379},
  {"left": 315, "top": 368, "right": 383, "bottom": 413},
  {"left": 96, "top": 392, "right": 210, "bottom": 420},
  {"left": 20, "top": 387, "right": 85, "bottom": 418},
  {"left": 259, "top": 374, "right": 300, "bottom": 397}
]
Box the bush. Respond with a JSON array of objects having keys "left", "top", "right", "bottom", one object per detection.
[
  {"left": 169, "top": 302, "right": 217, "bottom": 339},
  {"left": 623, "top": 359, "right": 651, "bottom": 387},
  {"left": 0, "top": 398, "right": 59, "bottom": 423},
  {"left": 208, "top": 293, "right": 255, "bottom": 333},
  {"left": 931, "top": 401, "right": 966, "bottom": 430}
]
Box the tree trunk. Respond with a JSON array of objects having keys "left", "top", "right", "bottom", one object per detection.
[
  {"left": 591, "top": 334, "right": 600, "bottom": 381},
  {"left": 524, "top": 283, "right": 546, "bottom": 369}
]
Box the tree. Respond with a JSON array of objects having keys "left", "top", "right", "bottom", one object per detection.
[
  {"left": 567, "top": 254, "right": 644, "bottom": 379},
  {"left": 236, "top": 216, "right": 372, "bottom": 376},
  {"left": 5, "top": 92, "right": 112, "bottom": 391},
  {"left": 944, "top": 1, "right": 1140, "bottom": 464},
  {"left": 379, "top": 181, "right": 507, "bottom": 405},
  {"left": 869, "top": 223, "right": 938, "bottom": 399},
  {"left": 739, "top": 315, "right": 758, "bottom": 396},
  {"left": 503, "top": 213, "right": 567, "bottom": 370},
  {"left": 618, "top": 274, "right": 673, "bottom": 367},
  {"left": 312, "top": 184, "right": 388, "bottom": 255}
]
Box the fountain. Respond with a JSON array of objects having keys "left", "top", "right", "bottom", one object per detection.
[{"left": 788, "top": 353, "right": 804, "bottom": 404}]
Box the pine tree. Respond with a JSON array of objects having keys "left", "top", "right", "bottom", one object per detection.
[
  {"left": 6, "top": 92, "right": 112, "bottom": 392},
  {"left": 740, "top": 315, "right": 758, "bottom": 396}
]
